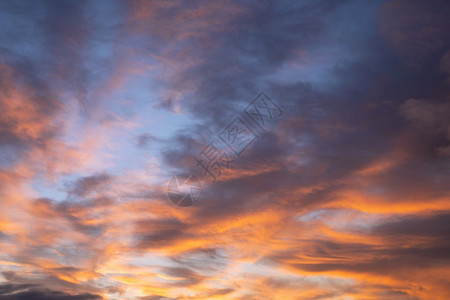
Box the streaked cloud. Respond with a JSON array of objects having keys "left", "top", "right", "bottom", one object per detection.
[{"left": 0, "top": 0, "right": 449, "bottom": 299}]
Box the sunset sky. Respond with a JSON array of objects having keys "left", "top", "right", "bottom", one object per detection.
[{"left": 0, "top": 0, "right": 449, "bottom": 299}]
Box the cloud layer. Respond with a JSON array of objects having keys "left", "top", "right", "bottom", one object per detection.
[{"left": 0, "top": 0, "right": 449, "bottom": 299}]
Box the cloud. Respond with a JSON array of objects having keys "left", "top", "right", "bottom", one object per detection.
[
  {"left": 66, "top": 173, "right": 113, "bottom": 198},
  {"left": 400, "top": 98, "right": 450, "bottom": 156},
  {"left": 135, "top": 218, "right": 187, "bottom": 250},
  {"left": 380, "top": 0, "right": 450, "bottom": 69},
  {"left": 0, "top": 0, "right": 449, "bottom": 299},
  {"left": 0, "top": 283, "right": 102, "bottom": 300}
]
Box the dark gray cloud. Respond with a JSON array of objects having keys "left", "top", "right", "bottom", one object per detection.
[
  {"left": 159, "top": 266, "right": 205, "bottom": 287},
  {"left": 373, "top": 213, "right": 450, "bottom": 238},
  {"left": 66, "top": 173, "right": 112, "bottom": 198},
  {"left": 136, "top": 133, "right": 163, "bottom": 148},
  {"left": 135, "top": 218, "right": 188, "bottom": 249},
  {"left": 0, "top": 283, "right": 102, "bottom": 300},
  {"left": 0, "top": 271, "right": 105, "bottom": 300}
]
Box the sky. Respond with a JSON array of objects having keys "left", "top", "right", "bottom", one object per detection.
[{"left": 0, "top": 0, "right": 449, "bottom": 299}]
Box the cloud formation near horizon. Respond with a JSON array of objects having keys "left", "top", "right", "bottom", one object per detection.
[{"left": 0, "top": 0, "right": 449, "bottom": 299}]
